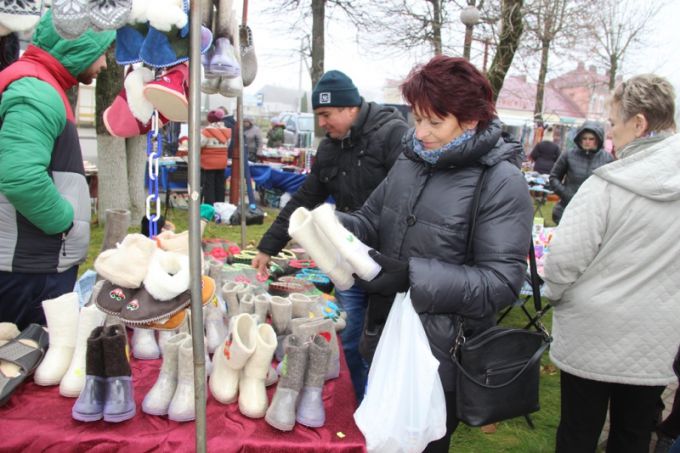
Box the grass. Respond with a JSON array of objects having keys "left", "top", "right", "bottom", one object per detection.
[{"left": 84, "top": 199, "right": 562, "bottom": 453}]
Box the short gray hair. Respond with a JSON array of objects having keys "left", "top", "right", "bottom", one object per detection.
[{"left": 610, "top": 74, "right": 676, "bottom": 133}]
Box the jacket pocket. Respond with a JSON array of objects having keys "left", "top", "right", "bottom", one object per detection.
[{"left": 318, "top": 166, "right": 339, "bottom": 184}]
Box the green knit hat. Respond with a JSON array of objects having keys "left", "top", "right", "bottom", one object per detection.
[{"left": 312, "top": 70, "right": 361, "bottom": 109}]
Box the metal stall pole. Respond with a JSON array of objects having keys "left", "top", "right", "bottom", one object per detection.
[
  {"left": 238, "top": 0, "right": 249, "bottom": 249},
  {"left": 188, "top": 2, "right": 207, "bottom": 451}
]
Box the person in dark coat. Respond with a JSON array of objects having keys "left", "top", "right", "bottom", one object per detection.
[
  {"left": 549, "top": 121, "right": 613, "bottom": 224},
  {"left": 251, "top": 70, "right": 409, "bottom": 402},
  {"left": 339, "top": 55, "right": 533, "bottom": 452},
  {"left": 530, "top": 126, "right": 561, "bottom": 174}
]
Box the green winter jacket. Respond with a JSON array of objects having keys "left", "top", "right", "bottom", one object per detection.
[{"left": 0, "top": 10, "right": 114, "bottom": 272}]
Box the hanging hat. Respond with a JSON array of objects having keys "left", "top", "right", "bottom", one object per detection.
[
  {"left": 0, "top": 0, "right": 43, "bottom": 35},
  {"left": 89, "top": 0, "right": 132, "bottom": 30},
  {"left": 51, "top": 0, "right": 91, "bottom": 40},
  {"left": 311, "top": 70, "right": 361, "bottom": 109},
  {"left": 140, "top": 23, "right": 212, "bottom": 69},
  {"left": 115, "top": 23, "right": 148, "bottom": 65}
]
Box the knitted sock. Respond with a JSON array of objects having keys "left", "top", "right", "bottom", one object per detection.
[
  {"left": 89, "top": 0, "right": 132, "bottom": 31},
  {"left": 52, "top": 0, "right": 91, "bottom": 39}
]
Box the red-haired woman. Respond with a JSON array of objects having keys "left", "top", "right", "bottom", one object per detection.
[{"left": 339, "top": 55, "right": 533, "bottom": 451}]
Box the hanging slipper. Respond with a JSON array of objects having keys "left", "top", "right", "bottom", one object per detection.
[
  {"left": 239, "top": 25, "right": 257, "bottom": 87},
  {"left": 0, "top": 0, "right": 43, "bottom": 35},
  {"left": 52, "top": 0, "right": 91, "bottom": 40},
  {"left": 218, "top": 73, "right": 242, "bottom": 98},
  {"left": 104, "top": 67, "right": 170, "bottom": 138},
  {"left": 88, "top": 0, "right": 132, "bottom": 31},
  {"left": 0, "top": 324, "right": 49, "bottom": 407}
]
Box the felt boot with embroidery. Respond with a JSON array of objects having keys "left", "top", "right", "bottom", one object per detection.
[
  {"left": 60, "top": 305, "right": 107, "bottom": 397},
  {"left": 34, "top": 293, "right": 79, "bottom": 386},
  {"left": 288, "top": 207, "right": 354, "bottom": 291},
  {"left": 296, "top": 335, "right": 331, "bottom": 427},
  {"left": 143, "top": 332, "right": 188, "bottom": 416},
  {"left": 310, "top": 203, "right": 381, "bottom": 281},
  {"left": 72, "top": 326, "right": 106, "bottom": 422},
  {"left": 102, "top": 324, "right": 136, "bottom": 422},
  {"left": 208, "top": 313, "right": 256, "bottom": 404},
  {"left": 265, "top": 335, "right": 308, "bottom": 431},
  {"left": 238, "top": 323, "right": 277, "bottom": 418}
]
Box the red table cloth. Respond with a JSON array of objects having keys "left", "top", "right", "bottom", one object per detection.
[{"left": 0, "top": 342, "right": 366, "bottom": 452}]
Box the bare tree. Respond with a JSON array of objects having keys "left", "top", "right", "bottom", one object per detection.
[
  {"left": 486, "top": 0, "right": 524, "bottom": 101},
  {"left": 362, "top": 0, "right": 454, "bottom": 56},
  {"left": 590, "top": 0, "right": 664, "bottom": 89},
  {"left": 266, "top": 1, "right": 369, "bottom": 137},
  {"left": 523, "top": 0, "right": 590, "bottom": 122}
]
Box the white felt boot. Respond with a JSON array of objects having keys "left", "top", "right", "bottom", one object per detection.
[
  {"left": 158, "top": 329, "right": 177, "bottom": 355},
  {"left": 168, "top": 335, "right": 200, "bottom": 422},
  {"left": 311, "top": 203, "right": 381, "bottom": 281},
  {"left": 238, "top": 323, "right": 277, "bottom": 418},
  {"left": 221, "top": 281, "right": 245, "bottom": 317},
  {"left": 204, "top": 302, "right": 227, "bottom": 354},
  {"left": 131, "top": 328, "right": 160, "bottom": 360},
  {"left": 288, "top": 207, "right": 354, "bottom": 290},
  {"left": 269, "top": 296, "right": 292, "bottom": 335},
  {"left": 34, "top": 293, "right": 80, "bottom": 386},
  {"left": 59, "top": 304, "right": 107, "bottom": 397},
  {"left": 253, "top": 294, "right": 270, "bottom": 324},
  {"left": 209, "top": 313, "right": 256, "bottom": 404},
  {"left": 142, "top": 332, "right": 188, "bottom": 415}
]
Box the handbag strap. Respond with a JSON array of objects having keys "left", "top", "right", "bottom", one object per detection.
[
  {"left": 464, "top": 167, "right": 488, "bottom": 265},
  {"left": 528, "top": 237, "right": 542, "bottom": 312},
  {"left": 451, "top": 333, "right": 549, "bottom": 389}
]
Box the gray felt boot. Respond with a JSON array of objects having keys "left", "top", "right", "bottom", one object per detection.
[
  {"left": 264, "top": 335, "right": 309, "bottom": 431},
  {"left": 296, "top": 335, "right": 331, "bottom": 427},
  {"left": 293, "top": 318, "right": 339, "bottom": 380},
  {"left": 100, "top": 209, "right": 131, "bottom": 254}
]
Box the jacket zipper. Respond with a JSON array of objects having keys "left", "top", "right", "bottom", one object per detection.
[{"left": 61, "top": 232, "right": 67, "bottom": 257}]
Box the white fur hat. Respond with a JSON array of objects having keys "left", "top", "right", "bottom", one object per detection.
[
  {"left": 94, "top": 233, "right": 157, "bottom": 288},
  {"left": 143, "top": 249, "right": 190, "bottom": 301}
]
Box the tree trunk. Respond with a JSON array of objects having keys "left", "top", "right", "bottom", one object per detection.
[
  {"left": 487, "top": 0, "right": 524, "bottom": 101},
  {"left": 533, "top": 38, "right": 551, "bottom": 123},
  {"left": 432, "top": 0, "right": 442, "bottom": 55},
  {"left": 311, "top": 0, "right": 325, "bottom": 139},
  {"left": 97, "top": 136, "right": 129, "bottom": 224},
  {"left": 126, "top": 135, "right": 147, "bottom": 222},
  {"left": 608, "top": 54, "right": 617, "bottom": 90},
  {"left": 95, "top": 47, "right": 128, "bottom": 224}
]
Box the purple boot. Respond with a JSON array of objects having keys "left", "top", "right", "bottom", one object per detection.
[
  {"left": 102, "top": 325, "right": 136, "bottom": 423},
  {"left": 72, "top": 326, "right": 106, "bottom": 422}
]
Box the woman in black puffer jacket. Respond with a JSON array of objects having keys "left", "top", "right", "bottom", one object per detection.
[{"left": 339, "top": 55, "right": 533, "bottom": 452}]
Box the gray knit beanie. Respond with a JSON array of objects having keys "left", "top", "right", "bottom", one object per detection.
[{"left": 311, "top": 70, "right": 361, "bottom": 109}]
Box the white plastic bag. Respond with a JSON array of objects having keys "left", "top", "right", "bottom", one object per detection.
[
  {"left": 212, "top": 202, "right": 237, "bottom": 224},
  {"left": 354, "top": 290, "right": 447, "bottom": 453}
]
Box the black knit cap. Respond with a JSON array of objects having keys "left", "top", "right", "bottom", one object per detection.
[{"left": 311, "top": 70, "right": 361, "bottom": 109}]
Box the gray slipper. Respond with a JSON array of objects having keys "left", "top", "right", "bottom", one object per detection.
[{"left": 0, "top": 324, "right": 49, "bottom": 407}]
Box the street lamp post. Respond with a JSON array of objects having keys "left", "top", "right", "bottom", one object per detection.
[{"left": 460, "top": 3, "right": 481, "bottom": 60}]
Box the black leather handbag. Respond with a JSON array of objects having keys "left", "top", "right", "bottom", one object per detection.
[{"left": 451, "top": 168, "right": 551, "bottom": 427}]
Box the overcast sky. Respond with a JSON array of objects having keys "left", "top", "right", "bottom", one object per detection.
[{"left": 239, "top": 2, "right": 680, "bottom": 105}]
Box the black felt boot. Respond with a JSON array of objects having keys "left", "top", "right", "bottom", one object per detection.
[
  {"left": 72, "top": 326, "right": 106, "bottom": 422},
  {"left": 102, "top": 324, "right": 135, "bottom": 422}
]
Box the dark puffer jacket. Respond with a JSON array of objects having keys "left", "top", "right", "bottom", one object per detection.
[
  {"left": 257, "top": 100, "right": 408, "bottom": 256},
  {"left": 549, "top": 121, "right": 613, "bottom": 222},
  {"left": 340, "top": 119, "right": 533, "bottom": 392}
]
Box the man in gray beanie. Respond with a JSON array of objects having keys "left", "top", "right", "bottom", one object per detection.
[{"left": 252, "top": 69, "right": 408, "bottom": 402}]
